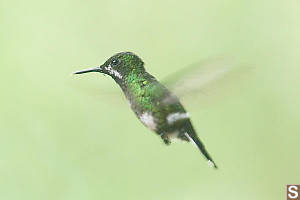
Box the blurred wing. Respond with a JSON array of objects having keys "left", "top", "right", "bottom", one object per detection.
[
  {"left": 162, "top": 57, "right": 253, "bottom": 103},
  {"left": 69, "top": 76, "right": 125, "bottom": 106},
  {"left": 70, "top": 57, "right": 253, "bottom": 106}
]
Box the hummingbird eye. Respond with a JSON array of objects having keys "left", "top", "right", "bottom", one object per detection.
[{"left": 111, "top": 59, "right": 120, "bottom": 66}]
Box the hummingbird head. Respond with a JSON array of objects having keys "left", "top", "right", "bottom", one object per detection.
[{"left": 73, "top": 52, "right": 145, "bottom": 81}]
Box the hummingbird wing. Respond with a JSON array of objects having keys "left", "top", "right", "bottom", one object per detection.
[
  {"left": 72, "top": 57, "right": 252, "bottom": 105},
  {"left": 70, "top": 77, "right": 125, "bottom": 107},
  {"left": 161, "top": 57, "right": 253, "bottom": 103}
]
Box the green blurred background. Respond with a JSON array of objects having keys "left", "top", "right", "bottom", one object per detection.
[{"left": 1, "top": 0, "right": 299, "bottom": 199}]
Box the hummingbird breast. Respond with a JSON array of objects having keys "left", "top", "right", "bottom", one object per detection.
[{"left": 122, "top": 73, "right": 189, "bottom": 135}]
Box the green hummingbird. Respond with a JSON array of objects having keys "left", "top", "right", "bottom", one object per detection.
[{"left": 74, "top": 52, "right": 217, "bottom": 168}]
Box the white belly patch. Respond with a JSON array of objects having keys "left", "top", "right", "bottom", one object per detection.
[{"left": 139, "top": 112, "right": 157, "bottom": 131}]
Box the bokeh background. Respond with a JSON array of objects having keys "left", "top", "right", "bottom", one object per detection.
[{"left": 1, "top": 0, "right": 299, "bottom": 200}]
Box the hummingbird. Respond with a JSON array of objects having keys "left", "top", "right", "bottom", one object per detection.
[{"left": 74, "top": 52, "right": 217, "bottom": 168}]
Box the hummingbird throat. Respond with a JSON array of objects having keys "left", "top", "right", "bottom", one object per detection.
[{"left": 104, "top": 65, "right": 123, "bottom": 79}]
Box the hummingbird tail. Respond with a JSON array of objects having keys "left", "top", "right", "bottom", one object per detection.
[{"left": 184, "top": 122, "right": 218, "bottom": 169}]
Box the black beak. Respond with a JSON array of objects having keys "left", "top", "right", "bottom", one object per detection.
[{"left": 73, "top": 66, "right": 102, "bottom": 74}]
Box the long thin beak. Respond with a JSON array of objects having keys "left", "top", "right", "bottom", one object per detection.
[{"left": 73, "top": 67, "right": 102, "bottom": 74}]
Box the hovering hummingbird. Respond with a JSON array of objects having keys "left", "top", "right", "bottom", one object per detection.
[{"left": 74, "top": 52, "right": 218, "bottom": 168}]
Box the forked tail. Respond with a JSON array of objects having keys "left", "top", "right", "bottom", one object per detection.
[{"left": 184, "top": 122, "right": 218, "bottom": 169}]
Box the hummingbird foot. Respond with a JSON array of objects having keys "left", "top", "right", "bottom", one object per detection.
[{"left": 160, "top": 133, "right": 171, "bottom": 145}]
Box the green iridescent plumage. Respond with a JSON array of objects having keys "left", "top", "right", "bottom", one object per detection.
[{"left": 74, "top": 52, "right": 217, "bottom": 168}]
